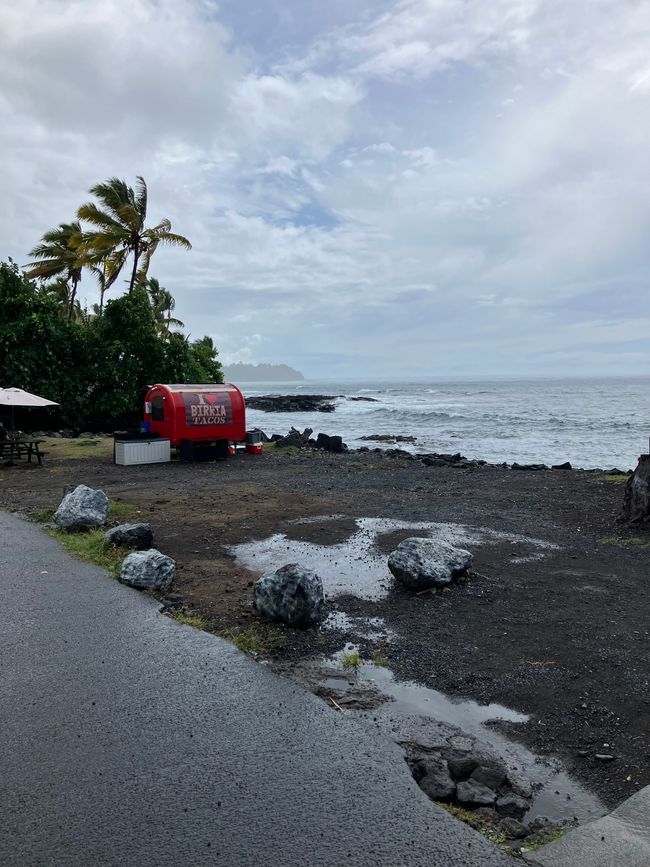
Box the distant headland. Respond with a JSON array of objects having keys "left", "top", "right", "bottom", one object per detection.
[{"left": 223, "top": 363, "right": 305, "bottom": 382}]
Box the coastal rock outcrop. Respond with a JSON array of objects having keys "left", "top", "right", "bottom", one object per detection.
[
  {"left": 620, "top": 455, "right": 650, "bottom": 524},
  {"left": 119, "top": 549, "right": 175, "bottom": 590},
  {"left": 105, "top": 522, "right": 153, "bottom": 549},
  {"left": 53, "top": 484, "right": 109, "bottom": 531},
  {"left": 253, "top": 563, "right": 324, "bottom": 626},
  {"left": 388, "top": 537, "right": 472, "bottom": 590},
  {"left": 246, "top": 395, "right": 337, "bottom": 413}
]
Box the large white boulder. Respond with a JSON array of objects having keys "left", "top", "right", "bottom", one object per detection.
[
  {"left": 388, "top": 537, "right": 472, "bottom": 590},
  {"left": 119, "top": 549, "right": 175, "bottom": 591},
  {"left": 53, "top": 484, "right": 109, "bottom": 531},
  {"left": 253, "top": 563, "right": 324, "bottom": 626}
]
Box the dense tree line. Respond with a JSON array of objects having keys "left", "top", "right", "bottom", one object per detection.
[{"left": 1, "top": 176, "right": 222, "bottom": 431}]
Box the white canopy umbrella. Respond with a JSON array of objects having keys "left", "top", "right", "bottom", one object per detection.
[{"left": 0, "top": 388, "right": 59, "bottom": 431}]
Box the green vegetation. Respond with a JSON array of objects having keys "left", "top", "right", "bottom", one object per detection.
[
  {"left": 598, "top": 473, "right": 629, "bottom": 484},
  {"left": 171, "top": 610, "right": 208, "bottom": 630},
  {"left": 220, "top": 624, "right": 287, "bottom": 655},
  {"left": 45, "top": 527, "right": 128, "bottom": 576},
  {"left": 37, "top": 437, "right": 113, "bottom": 461},
  {"left": 600, "top": 536, "right": 650, "bottom": 548},
  {"left": 370, "top": 648, "right": 390, "bottom": 667},
  {"left": 1, "top": 175, "right": 223, "bottom": 431},
  {"left": 437, "top": 803, "right": 508, "bottom": 847},
  {"left": 342, "top": 648, "right": 362, "bottom": 672},
  {"left": 437, "top": 802, "right": 570, "bottom": 855},
  {"left": 29, "top": 507, "right": 55, "bottom": 523}
]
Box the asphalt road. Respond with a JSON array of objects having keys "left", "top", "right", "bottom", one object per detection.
[{"left": 0, "top": 512, "right": 509, "bottom": 866}]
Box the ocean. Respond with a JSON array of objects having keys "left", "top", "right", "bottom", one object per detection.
[{"left": 241, "top": 377, "right": 650, "bottom": 470}]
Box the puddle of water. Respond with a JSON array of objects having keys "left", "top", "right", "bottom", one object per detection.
[
  {"left": 290, "top": 646, "right": 605, "bottom": 825},
  {"left": 323, "top": 612, "right": 396, "bottom": 643},
  {"left": 229, "top": 516, "right": 559, "bottom": 600}
]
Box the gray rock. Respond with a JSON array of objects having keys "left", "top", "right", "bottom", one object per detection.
[
  {"left": 53, "top": 484, "right": 109, "bottom": 531},
  {"left": 471, "top": 765, "right": 507, "bottom": 791},
  {"left": 253, "top": 564, "right": 324, "bottom": 626},
  {"left": 105, "top": 523, "right": 153, "bottom": 550},
  {"left": 119, "top": 549, "right": 175, "bottom": 591},
  {"left": 447, "top": 755, "right": 481, "bottom": 780},
  {"left": 388, "top": 538, "right": 473, "bottom": 590},
  {"left": 500, "top": 817, "right": 528, "bottom": 839},
  {"left": 496, "top": 793, "right": 530, "bottom": 819},
  {"left": 418, "top": 756, "right": 456, "bottom": 802},
  {"left": 456, "top": 780, "right": 497, "bottom": 807}
]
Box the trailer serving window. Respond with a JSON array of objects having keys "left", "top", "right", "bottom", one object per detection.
[{"left": 152, "top": 395, "right": 165, "bottom": 421}]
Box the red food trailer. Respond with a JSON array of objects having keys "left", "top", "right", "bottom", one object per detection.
[{"left": 143, "top": 383, "right": 250, "bottom": 459}]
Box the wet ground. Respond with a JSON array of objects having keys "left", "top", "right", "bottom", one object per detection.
[{"left": 1, "top": 440, "right": 648, "bottom": 810}]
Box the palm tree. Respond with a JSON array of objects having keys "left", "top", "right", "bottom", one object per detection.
[
  {"left": 77, "top": 176, "right": 191, "bottom": 294},
  {"left": 146, "top": 277, "right": 185, "bottom": 338},
  {"left": 25, "top": 221, "right": 85, "bottom": 320}
]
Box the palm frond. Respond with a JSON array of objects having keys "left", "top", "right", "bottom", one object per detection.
[
  {"left": 149, "top": 230, "right": 192, "bottom": 250},
  {"left": 77, "top": 202, "right": 126, "bottom": 232},
  {"left": 88, "top": 177, "right": 134, "bottom": 219},
  {"left": 135, "top": 176, "right": 147, "bottom": 220}
]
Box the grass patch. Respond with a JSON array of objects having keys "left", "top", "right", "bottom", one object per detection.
[
  {"left": 29, "top": 507, "right": 55, "bottom": 523},
  {"left": 219, "top": 624, "right": 287, "bottom": 655},
  {"left": 171, "top": 610, "right": 208, "bottom": 630},
  {"left": 40, "top": 436, "right": 113, "bottom": 461},
  {"left": 109, "top": 500, "right": 140, "bottom": 519},
  {"left": 600, "top": 536, "right": 650, "bottom": 548},
  {"left": 45, "top": 527, "right": 129, "bottom": 576},
  {"left": 597, "top": 473, "right": 630, "bottom": 484},
  {"left": 437, "top": 803, "right": 508, "bottom": 847},
  {"left": 520, "top": 827, "right": 568, "bottom": 853}
]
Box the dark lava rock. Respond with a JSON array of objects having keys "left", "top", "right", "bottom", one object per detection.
[
  {"left": 388, "top": 537, "right": 473, "bottom": 590},
  {"left": 500, "top": 817, "right": 528, "bottom": 839},
  {"left": 314, "top": 433, "right": 347, "bottom": 453},
  {"left": 347, "top": 396, "right": 379, "bottom": 403},
  {"left": 447, "top": 755, "right": 481, "bottom": 780},
  {"left": 105, "top": 522, "right": 153, "bottom": 550},
  {"left": 418, "top": 756, "right": 456, "bottom": 802},
  {"left": 246, "top": 395, "right": 337, "bottom": 413},
  {"left": 360, "top": 434, "right": 417, "bottom": 443},
  {"left": 552, "top": 461, "right": 573, "bottom": 470},
  {"left": 620, "top": 454, "right": 650, "bottom": 523},
  {"left": 470, "top": 765, "right": 507, "bottom": 791},
  {"left": 456, "top": 780, "right": 497, "bottom": 807},
  {"left": 253, "top": 563, "right": 324, "bottom": 627},
  {"left": 511, "top": 463, "right": 549, "bottom": 471},
  {"left": 275, "top": 430, "right": 303, "bottom": 448},
  {"left": 496, "top": 793, "right": 530, "bottom": 819}
]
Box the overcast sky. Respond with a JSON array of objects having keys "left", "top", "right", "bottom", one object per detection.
[{"left": 2, "top": 0, "right": 649, "bottom": 378}]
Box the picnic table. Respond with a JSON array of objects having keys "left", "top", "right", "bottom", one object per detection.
[{"left": 0, "top": 437, "right": 46, "bottom": 466}]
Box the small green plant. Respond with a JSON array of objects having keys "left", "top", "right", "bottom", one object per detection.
[
  {"left": 370, "top": 649, "right": 390, "bottom": 667},
  {"left": 342, "top": 649, "right": 362, "bottom": 672},
  {"left": 220, "top": 624, "right": 287, "bottom": 655},
  {"left": 46, "top": 527, "right": 128, "bottom": 576},
  {"left": 171, "top": 610, "right": 208, "bottom": 630}
]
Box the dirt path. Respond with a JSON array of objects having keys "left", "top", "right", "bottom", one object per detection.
[{"left": 2, "top": 438, "right": 648, "bottom": 809}]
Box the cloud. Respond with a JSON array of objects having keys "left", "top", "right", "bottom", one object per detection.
[{"left": 1, "top": 0, "right": 649, "bottom": 376}]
